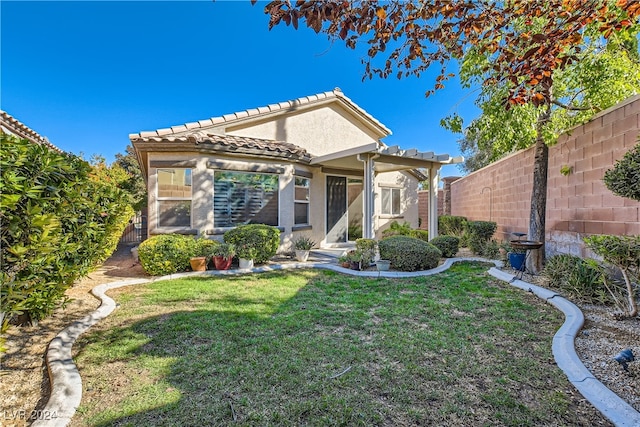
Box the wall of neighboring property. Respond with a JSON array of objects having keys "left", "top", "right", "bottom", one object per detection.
[{"left": 445, "top": 94, "right": 640, "bottom": 258}]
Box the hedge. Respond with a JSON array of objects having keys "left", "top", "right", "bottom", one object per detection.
[{"left": 1, "top": 135, "right": 134, "bottom": 327}]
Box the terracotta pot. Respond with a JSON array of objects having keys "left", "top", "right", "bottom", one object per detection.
[
  {"left": 213, "top": 256, "right": 232, "bottom": 270},
  {"left": 190, "top": 257, "right": 207, "bottom": 272}
]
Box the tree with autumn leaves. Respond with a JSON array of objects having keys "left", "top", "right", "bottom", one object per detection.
[{"left": 258, "top": 0, "right": 640, "bottom": 273}]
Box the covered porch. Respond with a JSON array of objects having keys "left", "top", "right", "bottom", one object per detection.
[{"left": 310, "top": 143, "right": 463, "bottom": 245}]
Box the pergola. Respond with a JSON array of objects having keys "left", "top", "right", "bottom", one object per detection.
[{"left": 310, "top": 142, "right": 463, "bottom": 240}]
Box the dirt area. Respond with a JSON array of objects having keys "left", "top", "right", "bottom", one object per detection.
[
  {"left": 0, "top": 244, "right": 146, "bottom": 427},
  {"left": 0, "top": 246, "right": 637, "bottom": 426}
]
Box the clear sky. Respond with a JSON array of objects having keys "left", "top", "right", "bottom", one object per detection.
[{"left": 2, "top": 0, "right": 480, "bottom": 178}]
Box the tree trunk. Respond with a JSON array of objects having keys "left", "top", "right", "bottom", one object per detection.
[
  {"left": 621, "top": 268, "right": 638, "bottom": 318},
  {"left": 526, "top": 107, "right": 551, "bottom": 274}
]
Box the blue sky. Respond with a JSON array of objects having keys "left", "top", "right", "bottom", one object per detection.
[{"left": 2, "top": 1, "right": 480, "bottom": 178}]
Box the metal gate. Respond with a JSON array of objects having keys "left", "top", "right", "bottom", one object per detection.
[{"left": 119, "top": 211, "right": 146, "bottom": 244}]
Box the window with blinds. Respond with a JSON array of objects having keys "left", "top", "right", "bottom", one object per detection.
[{"left": 213, "top": 171, "right": 279, "bottom": 227}]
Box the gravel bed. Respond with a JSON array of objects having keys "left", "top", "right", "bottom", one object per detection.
[{"left": 574, "top": 303, "right": 639, "bottom": 411}]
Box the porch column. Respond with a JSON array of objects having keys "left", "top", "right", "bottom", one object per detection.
[
  {"left": 359, "top": 153, "right": 376, "bottom": 239},
  {"left": 428, "top": 166, "right": 440, "bottom": 240}
]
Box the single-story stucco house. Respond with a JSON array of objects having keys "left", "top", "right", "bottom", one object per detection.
[{"left": 131, "top": 88, "right": 461, "bottom": 252}]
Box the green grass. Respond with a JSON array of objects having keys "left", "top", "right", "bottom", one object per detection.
[{"left": 74, "top": 262, "right": 585, "bottom": 426}]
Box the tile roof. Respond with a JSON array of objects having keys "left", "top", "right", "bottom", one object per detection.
[
  {"left": 132, "top": 131, "right": 311, "bottom": 162},
  {"left": 129, "top": 88, "right": 392, "bottom": 141},
  {"left": 0, "top": 110, "right": 62, "bottom": 152}
]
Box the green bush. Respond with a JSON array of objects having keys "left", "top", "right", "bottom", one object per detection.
[
  {"left": 430, "top": 235, "right": 460, "bottom": 258},
  {"left": 542, "top": 254, "right": 622, "bottom": 305},
  {"left": 409, "top": 229, "right": 429, "bottom": 242},
  {"left": 584, "top": 234, "right": 640, "bottom": 317},
  {"left": 378, "top": 236, "right": 442, "bottom": 272},
  {"left": 381, "top": 220, "right": 413, "bottom": 238},
  {"left": 138, "top": 234, "right": 198, "bottom": 276},
  {"left": 1, "top": 136, "right": 133, "bottom": 327},
  {"left": 438, "top": 215, "right": 468, "bottom": 237},
  {"left": 465, "top": 221, "right": 497, "bottom": 256},
  {"left": 195, "top": 238, "right": 219, "bottom": 257},
  {"left": 355, "top": 238, "right": 377, "bottom": 266},
  {"left": 603, "top": 141, "right": 640, "bottom": 202},
  {"left": 224, "top": 224, "right": 280, "bottom": 264}
]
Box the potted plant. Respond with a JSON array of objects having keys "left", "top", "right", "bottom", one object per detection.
[
  {"left": 210, "top": 243, "right": 235, "bottom": 270},
  {"left": 237, "top": 245, "right": 257, "bottom": 269},
  {"left": 337, "top": 255, "right": 351, "bottom": 268},
  {"left": 348, "top": 250, "right": 363, "bottom": 271},
  {"left": 189, "top": 244, "right": 209, "bottom": 272},
  {"left": 293, "top": 235, "right": 315, "bottom": 262},
  {"left": 376, "top": 259, "right": 391, "bottom": 271}
]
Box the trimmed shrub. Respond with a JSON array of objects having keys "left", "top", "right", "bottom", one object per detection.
[
  {"left": 465, "top": 221, "right": 497, "bottom": 256},
  {"left": 438, "top": 215, "right": 467, "bottom": 237},
  {"left": 542, "top": 254, "right": 623, "bottom": 305},
  {"left": 1, "top": 136, "right": 133, "bottom": 326},
  {"left": 430, "top": 235, "right": 460, "bottom": 258},
  {"left": 138, "top": 234, "right": 198, "bottom": 276},
  {"left": 224, "top": 224, "right": 280, "bottom": 264},
  {"left": 195, "top": 238, "right": 219, "bottom": 257},
  {"left": 409, "top": 229, "right": 429, "bottom": 242},
  {"left": 379, "top": 236, "right": 442, "bottom": 272},
  {"left": 603, "top": 141, "right": 640, "bottom": 202}
]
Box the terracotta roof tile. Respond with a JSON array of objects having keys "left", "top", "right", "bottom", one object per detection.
[
  {"left": 132, "top": 132, "right": 311, "bottom": 162},
  {"left": 0, "top": 110, "right": 62, "bottom": 152}
]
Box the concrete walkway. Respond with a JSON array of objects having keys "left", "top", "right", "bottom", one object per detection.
[{"left": 34, "top": 257, "right": 640, "bottom": 427}]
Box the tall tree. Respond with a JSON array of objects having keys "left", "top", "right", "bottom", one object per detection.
[
  {"left": 259, "top": 0, "right": 640, "bottom": 272},
  {"left": 114, "top": 144, "right": 147, "bottom": 211}
]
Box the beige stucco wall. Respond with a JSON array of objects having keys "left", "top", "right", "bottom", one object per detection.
[
  {"left": 147, "top": 150, "right": 421, "bottom": 251},
  {"left": 225, "top": 104, "right": 382, "bottom": 156}
]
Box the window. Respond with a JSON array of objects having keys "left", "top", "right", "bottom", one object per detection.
[
  {"left": 157, "top": 168, "right": 192, "bottom": 227},
  {"left": 381, "top": 187, "right": 401, "bottom": 216},
  {"left": 294, "top": 177, "right": 310, "bottom": 225},
  {"left": 214, "top": 171, "right": 279, "bottom": 227}
]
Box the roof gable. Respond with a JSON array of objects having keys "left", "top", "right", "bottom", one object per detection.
[{"left": 129, "top": 88, "right": 391, "bottom": 142}]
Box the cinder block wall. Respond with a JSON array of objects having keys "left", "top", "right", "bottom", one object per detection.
[
  {"left": 447, "top": 94, "right": 639, "bottom": 258},
  {"left": 417, "top": 189, "right": 443, "bottom": 230}
]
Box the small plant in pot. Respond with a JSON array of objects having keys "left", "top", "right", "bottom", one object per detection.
[
  {"left": 237, "top": 245, "right": 258, "bottom": 269},
  {"left": 347, "top": 250, "right": 363, "bottom": 271},
  {"left": 337, "top": 254, "right": 351, "bottom": 268},
  {"left": 293, "top": 235, "right": 316, "bottom": 262},
  {"left": 190, "top": 239, "right": 211, "bottom": 272},
  {"left": 210, "top": 243, "right": 235, "bottom": 270}
]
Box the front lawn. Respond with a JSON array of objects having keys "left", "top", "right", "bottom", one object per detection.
[{"left": 72, "top": 262, "right": 603, "bottom": 426}]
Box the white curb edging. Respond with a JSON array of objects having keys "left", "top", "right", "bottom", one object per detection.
[
  {"left": 489, "top": 267, "right": 640, "bottom": 427},
  {"left": 33, "top": 279, "right": 151, "bottom": 427},
  {"left": 37, "top": 259, "right": 638, "bottom": 426}
]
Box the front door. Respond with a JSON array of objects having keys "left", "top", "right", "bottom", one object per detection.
[{"left": 326, "top": 176, "right": 347, "bottom": 243}]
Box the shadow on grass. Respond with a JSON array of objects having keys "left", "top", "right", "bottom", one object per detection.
[{"left": 73, "top": 263, "right": 601, "bottom": 426}]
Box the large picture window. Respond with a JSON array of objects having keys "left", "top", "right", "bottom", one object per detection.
[
  {"left": 294, "top": 177, "right": 310, "bottom": 225},
  {"left": 381, "top": 187, "right": 401, "bottom": 216},
  {"left": 157, "top": 168, "right": 192, "bottom": 227},
  {"left": 214, "top": 171, "right": 279, "bottom": 227}
]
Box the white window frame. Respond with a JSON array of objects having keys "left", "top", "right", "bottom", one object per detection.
[
  {"left": 380, "top": 187, "right": 401, "bottom": 216},
  {"left": 156, "top": 168, "right": 193, "bottom": 228}
]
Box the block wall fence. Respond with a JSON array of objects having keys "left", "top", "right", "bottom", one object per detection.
[{"left": 418, "top": 94, "right": 639, "bottom": 258}]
